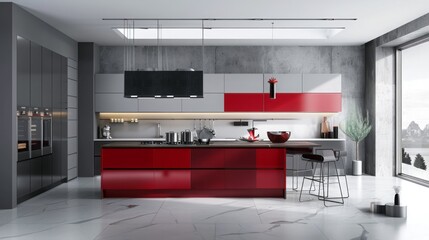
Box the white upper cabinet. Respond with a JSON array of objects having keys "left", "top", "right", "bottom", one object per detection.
[
  {"left": 95, "top": 74, "right": 124, "bottom": 93},
  {"left": 302, "top": 74, "right": 341, "bottom": 93},
  {"left": 224, "top": 74, "right": 263, "bottom": 93},
  {"left": 203, "top": 74, "right": 224, "bottom": 93},
  {"left": 263, "top": 74, "right": 302, "bottom": 93}
]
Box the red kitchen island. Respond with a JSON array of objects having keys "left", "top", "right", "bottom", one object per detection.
[{"left": 101, "top": 141, "right": 319, "bottom": 198}]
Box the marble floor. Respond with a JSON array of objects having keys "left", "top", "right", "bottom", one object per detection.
[{"left": 0, "top": 176, "right": 427, "bottom": 240}]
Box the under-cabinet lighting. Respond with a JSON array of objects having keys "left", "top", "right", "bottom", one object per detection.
[
  {"left": 98, "top": 112, "right": 337, "bottom": 120},
  {"left": 114, "top": 27, "right": 344, "bottom": 40}
]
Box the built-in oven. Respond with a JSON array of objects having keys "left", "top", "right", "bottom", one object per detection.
[
  {"left": 17, "top": 107, "right": 30, "bottom": 161},
  {"left": 42, "top": 109, "right": 52, "bottom": 155},
  {"left": 30, "top": 108, "right": 42, "bottom": 158}
]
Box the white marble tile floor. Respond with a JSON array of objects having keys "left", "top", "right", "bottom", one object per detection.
[{"left": 0, "top": 176, "right": 427, "bottom": 240}]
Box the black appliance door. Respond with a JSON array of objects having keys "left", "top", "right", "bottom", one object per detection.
[
  {"left": 17, "top": 117, "right": 30, "bottom": 161},
  {"left": 42, "top": 117, "right": 52, "bottom": 155},
  {"left": 30, "top": 117, "right": 42, "bottom": 158}
]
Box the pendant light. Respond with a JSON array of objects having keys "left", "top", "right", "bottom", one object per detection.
[{"left": 268, "top": 21, "right": 278, "bottom": 99}]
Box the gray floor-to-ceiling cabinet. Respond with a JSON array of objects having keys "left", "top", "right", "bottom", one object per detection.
[{"left": 17, "top": 36, "right": 68, "bottom": 203}]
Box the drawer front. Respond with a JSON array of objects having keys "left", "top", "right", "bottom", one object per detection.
[
  {"left": 191, "top": 149, "right": 225, "bottom": 168},
  {"left": 154, "top": 170, "right": 191, "bottom": 189},
  {"left": 154, "top": 149, "right": 191, "bottom": 168},
  {"left": 102, "top": 148, "right": 153, "bottom": 168},
  {"left": 191, "top": 170, "right": 225, "bottom": 189},
  {"left": 102, "top": 170, "right": 155, "bottom": 189},
  {"left": 256, "top": 170, "right": 285, "bottom": 189},
  {"left": 256, "top": 148, "right": 285, "bottom": 169},
  {"left": 224, "top": 148, "right": 256, "bottom": 168},
  {"left": 224, "top": 93, "right": 264, "bottom": 112},
  {"left": 224, "top": 170, "right": 256, "bottom": 189}
]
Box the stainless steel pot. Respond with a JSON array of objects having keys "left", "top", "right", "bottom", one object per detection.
[
  {"left": 181, "top": 130, "right": 193, "bottom": 144},
  {"left": 165, "top": 131, "right": 179, "bottom": 144}
]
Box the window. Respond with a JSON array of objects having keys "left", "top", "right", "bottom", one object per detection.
[{"left": 398, "top": 38, "right": 429, "bottom": 183}]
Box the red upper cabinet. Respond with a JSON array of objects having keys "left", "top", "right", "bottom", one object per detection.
[
  {"left": 224, "top": 93, "right": 264, "bottom": 112},
  {"left": 264, "top": 93, "right": 341, "bottom": 112},
  {"left": 153, "top": 148, "right": 191, "bottom": 168}
]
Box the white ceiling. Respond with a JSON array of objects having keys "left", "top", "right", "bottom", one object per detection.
[{"left": 3, "top": 0, "right": 429, "bottom": 46}]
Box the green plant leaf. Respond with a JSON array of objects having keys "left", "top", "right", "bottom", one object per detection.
[{"left": 339, "top": 110, "right": 372, "bottom": 143}]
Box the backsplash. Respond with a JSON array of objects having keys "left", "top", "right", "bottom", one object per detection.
[{"left": 98, "top": 117, "right": 342, "bottom": 140}]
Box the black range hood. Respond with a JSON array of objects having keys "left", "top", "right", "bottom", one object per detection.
[{"left": 124, "top": 70, "right": 203, "bottom": 98}]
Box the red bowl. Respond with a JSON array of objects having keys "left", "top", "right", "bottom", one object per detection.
[{"left": 267, "top": 131, "right": 291, "bottom": 143}]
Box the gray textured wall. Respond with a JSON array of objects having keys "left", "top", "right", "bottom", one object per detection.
[{"left": 98, "top": 45, "right": 365, "bottom": 174}]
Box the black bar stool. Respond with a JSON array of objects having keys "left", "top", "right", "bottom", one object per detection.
[{"left": 299, "top": 150, "right": 345, "bottom": 207}]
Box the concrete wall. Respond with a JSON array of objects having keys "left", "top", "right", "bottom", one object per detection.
[
  {"left": 97, "top": 45, "right": 365, "bottom": 174},
  {"left": 365, "top": 13, "right": 429, "bottom": 176},
  {"left": 0, "top": 3, "right": 78, "bottom": 208}
]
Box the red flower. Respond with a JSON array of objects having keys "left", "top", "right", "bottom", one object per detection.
[{"left": 268, "top": 77, "right": 278, "bottom": 84}]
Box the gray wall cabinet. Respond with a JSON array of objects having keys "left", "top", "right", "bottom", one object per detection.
[
  {"left": 225, "top": 74, "right": 263, "bottom": 93},
  {"left": 303, "top": 74, "right": 342, "bottom": 93},
  {"left": 182, "top": 93, "right": 224, "bottom": 112},
  {"left": 263, "top": 74, "right": 302, "bottom": 93},
  {"left": 203, "top": 74, "right": 224, "bottom": 93},
  {"left": 30, "top": 42, "right": 42, "bottom": 108},
  {"left": 95, "top": 74, "right": 123, "bottom": 93},
  {"left": 95, "top": 93, "right": 138, "bottom": 112},
  {"left": 41, "top": 47, "right": 52, "bottom": 109},
  {"left": 17, "top": 36, "right": 30, "bottom": 107},
  {"left": 138, "top": 98, "right": 182, "bottom": 112}
]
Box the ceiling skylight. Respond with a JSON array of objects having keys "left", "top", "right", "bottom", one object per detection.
[{"left": 114, "top": 27, "right": 344, "bottom": 40}]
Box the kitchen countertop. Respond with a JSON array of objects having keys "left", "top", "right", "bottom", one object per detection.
[
  {"left": 102, "top": 141, "right": 320, "bottom": 149},
  {"left": 94, "top": 138, "right": 345, "bottom": 142}
]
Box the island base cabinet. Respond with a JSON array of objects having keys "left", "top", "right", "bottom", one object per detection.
[{"left": 102, "top": 147, "right": 286, "bottom": 198}]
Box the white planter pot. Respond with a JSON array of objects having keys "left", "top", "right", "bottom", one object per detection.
[{"left": 353, "top": 160, "right": 362, "bottom": 175}]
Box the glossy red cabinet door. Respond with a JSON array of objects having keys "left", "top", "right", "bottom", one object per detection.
[
  {"left": 224, "top": 148, "right": 256, "bottom": 168},
  {"left": 256, "top": 170, "right": 285, "bottom": 189},
  {"left": 224, "top": 170, "right": 256, "bottom": 189},
  {"left": 191, "top": 170, "right": 225, "bottom": 189},
  {"left": 102, "top": 148, "right": 153, "bottom": 168},
  {"left": 154, "top": 149, "right": 191, "bottom": 168},
  {"left": 224, "top": 93, "right": 264, "bottom": 112},
  {"left": 256, "top": 149, "right": 285, "bottom": 169},
  {"left": 102, "top": 170, "right": 155, "bottom": 189},
  {"left": 264, "top": 93, "right": 341, "bottom": 112},
  {"left": 191, "top": 149, "right": 225, "bottom": 168},
  {"left": 154, "top": 170, "right": 191, "bottom": 189}
]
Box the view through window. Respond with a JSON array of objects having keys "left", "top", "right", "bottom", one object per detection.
[{"left": 400, "top": 40, "right": 429, "bottom": 181}]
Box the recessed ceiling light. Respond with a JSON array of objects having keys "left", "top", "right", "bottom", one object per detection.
[{"left": 113, "top": 27, "right": 344, "bottom": 40}]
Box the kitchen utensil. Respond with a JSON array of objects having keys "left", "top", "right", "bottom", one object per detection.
[
  {"left": 247, "top": 127, "right": 259, "bottom": 140},
  {"left": 102, "top": 125, "right": 112, "bottom": 139},
  {"left": 267, "top": 131, "right": 291, "bottom": 143},
  {"left": 165, "top": 131, "right": 180, "bottom": 144},
  {"left": 181, "top": 130, "right": 193, "bottom": 144}
]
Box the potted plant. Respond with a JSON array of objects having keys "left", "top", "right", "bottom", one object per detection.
[{"left": 339, "top": 109, "right": 372, "bottom": 175}]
